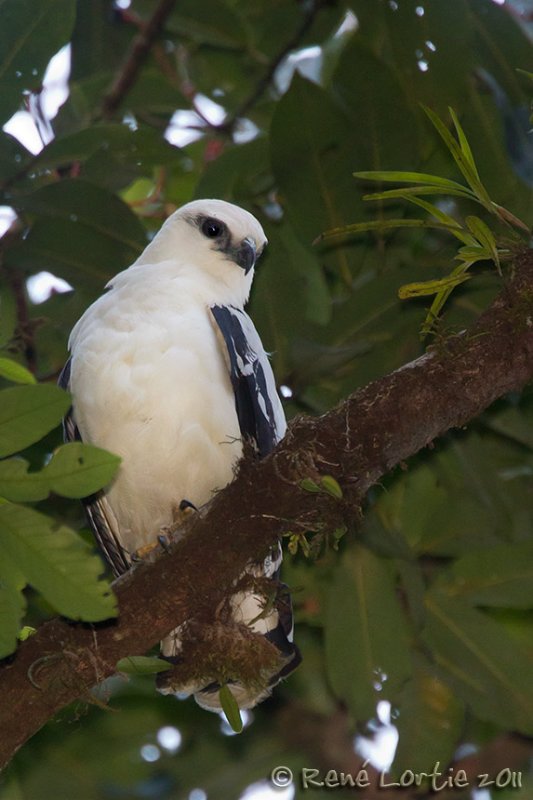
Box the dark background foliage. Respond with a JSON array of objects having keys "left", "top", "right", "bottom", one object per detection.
[{"left": 1, "top": 0, "right": 533, "bottom": 797}]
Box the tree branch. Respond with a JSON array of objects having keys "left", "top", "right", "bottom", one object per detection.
[
  {"left": 218, "top": 0, "right": 330, "bottom": 135},
  {"left": 99, "top": 0, "right": 178, "bottom": 119},
  {"left": 2, "top": 249, "right": 533, "bottom": 770}
]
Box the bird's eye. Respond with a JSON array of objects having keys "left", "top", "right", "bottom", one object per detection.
[{"left": 201, "top": 218, "right": 224, "bottom": 239}]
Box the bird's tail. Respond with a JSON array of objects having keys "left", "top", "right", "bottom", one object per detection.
[{"left": 156, "top": 543, "right": 300, "bottom": 710}]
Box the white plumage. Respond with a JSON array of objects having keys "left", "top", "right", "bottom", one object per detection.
[{"left": 62, "top": 199, "right": 299, "bottom": 710}]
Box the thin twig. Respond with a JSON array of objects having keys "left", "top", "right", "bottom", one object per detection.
[
  {"left": 217, "top": 0, "right": 330, "bottom": 135},
  {"left": 99, "top": 0, "right": 178, "bottom": 119}
]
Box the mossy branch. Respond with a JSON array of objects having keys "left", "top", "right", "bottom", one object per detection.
[{"left": 1, "top": 248, "right": 533, "bottom": 770}]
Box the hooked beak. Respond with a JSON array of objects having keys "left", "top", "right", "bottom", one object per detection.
[{"left": 235, "top": 236, "right": 257, "bottom": 274}]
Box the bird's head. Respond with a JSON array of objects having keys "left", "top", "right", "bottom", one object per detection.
[{"left": 134, "top": 199, "right": 267, "bottom": 305}]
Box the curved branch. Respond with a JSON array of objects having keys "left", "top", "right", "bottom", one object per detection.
[
  {"left": 99, "top": 0, "right": 178, "bottom": 119},
  {"left": 1, "top": 249, "right": 533, "bottom": 770}
]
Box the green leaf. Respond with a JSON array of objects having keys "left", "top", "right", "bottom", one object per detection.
[
  {"left": 0, "top": 0, "right": 76, "bottom": 125},
  {"left": 0, "top": 442, "right": 121, "bottom": 502},
  {"left": 423, "top": 591, "right": 533, "bottom": 734},
  {"left": 0, "top": 502, "right": 117, "bottom": 631},
  {"left": 0, "top": 357, "right": 36, "bottom": 384},
  {"left": 270, "top": 74, "right": 365, "bottom": 285},
  {"left": 318, "top": 218, "right": 450, "bottom": 243},
  {"left": 18, "top": 625, "right": 36, "bottom": 641},
  {"left": 422, "top": 106, "right": 492, "bottom": 208},
  {"left": 12, "top": 179, "right": 146, "bottom": 253},
  {"left": 421, "top": 260, "right": 476, "bottom": 337},
  {"left": 437, "top": 542, "right": 533, "bottom": 609},
  {"left": 7, "top": 179, "right": 147, "bottom": 287},
  {"left": 398, "top": 273, "right": 471, "bottom": 300},
  {"left": 33, "top": 123, "right": 182, "bottom": 174},
  {"left": 394, "top": 657, "right": 464, "bottom": 775},
  {"left": 116, "top": 656, "right": 171, "bottom": 675},
  {"left": 354, "top": 170, "right": 474, "bottom": 195},
  {"left": 362, "top": 185, "right": 476, "bottom": 202},
  {"left": 300, "top": 478, "right": 321, "bottom": 493},
  {"left": 219, "top": 684, "right": 243, "bottom": 733},
  {"left": 449, "top": 107, "right": 481, "bottom": 180},
  {"left": 0, "top": 549, "right": 26, "bottom": 658},
  {"left": 325, "top": 546, "right": 412, "bottom": 720},
  {"left": 320, "top": 475, "right": 343, "bottom": 500},
  {"left": 465, "top": 215, "right": 500, "bottom": 272},
  {"left": 0, "top": 384, "right": 70, "bottom": 458},
  {"left": 0, "top": 278, "right": 17, "bottom": 348}
]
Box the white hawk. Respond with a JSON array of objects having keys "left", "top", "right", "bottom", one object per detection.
[{"left": 59, "top": 199, "right": 300, "bottom": 710}]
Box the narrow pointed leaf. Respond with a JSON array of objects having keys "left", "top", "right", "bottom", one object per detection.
[
  {"left": 363, "top": 185, "right": 476, "bottom": 202},
  {"left": 449, "top": 107, "right": 480, "bottom": 180},
  {"left": 116, "top": 656, "right": 172, "bottom": 675},
  {"left": 421, "top": 106, "right": 492, "bottom": 208},
  {"left": 354, "top": 170, "right": 473, "bottom": 194},
  {"left": 318, "top": 218, "right": 449, "bottom": 243},
  {"left": 219, "top": 684, "right": 243, "bottom": 733},
  {"left": 398, "top": 273, "right": 471, "bottom": 300}
]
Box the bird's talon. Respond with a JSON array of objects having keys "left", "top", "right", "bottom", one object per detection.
[{"left": 179, "top": 499, "right": 198, "bottom": 513}]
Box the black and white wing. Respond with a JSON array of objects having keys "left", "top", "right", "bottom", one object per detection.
[
  {"left": 208, "top": 304, "right": 301, "bottom": 694},
  {"left": 210, "top": 304, "right": 286, "bottom": 458},
  {"left": 58, "top": 358, "right": 131, "bottom": 577}
]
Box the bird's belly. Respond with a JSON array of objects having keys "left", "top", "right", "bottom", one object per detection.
[{"left": 70, "top": 309, "right": 242, "bottom": 552}]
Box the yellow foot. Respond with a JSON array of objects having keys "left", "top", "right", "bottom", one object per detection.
[{"left": 134, "top": 541, "right": 159, "bottom": 559}]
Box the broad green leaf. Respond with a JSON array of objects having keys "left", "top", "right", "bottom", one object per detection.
[
  {"left": 0, "top": 549, "right": 26, "bottom": 658},
  {"left": 398, "top": 273, "right": 471, "bottom": 300},
  {"left": 0, "top": 442, "right": 121, "bottom": 502},
  {"left": 219, "top": 684, "right": 243, "bottom": 733},
  {"left": 486, "top": 404, "right": 533, "bottom": 450},
  {"left": 394, "top": 657, "right": 464, "bottom": 775},
  {"left": 12, "top": 179, "right": 146, "bottom": 253},
  {"left": 0, "top": 384, "right": 70, "bottom": 458},
  {"left": 271, "top": 74, "right": 362, "bottom": 285},
  {"left": 33, "top": 123, "right": 182, "bottom": 173},
  {"left": 7, "top": 180, "right": 146, "bottom": 287},
  {"left": 0, "top": 502, "right": 116, "bottom": 625},
  {"left": 0, "top": 279, "right": 17, "bottom": 348},
  {"left": 0, "top": 0, "right": 76, "bottom": 124},
  {"left": 325, "top": 546, "right": 412, "bottom": 720},
  {"left": 167, "top": 0, "right": 247, "bottom": 49},
  {"left": 0, "top": 357, "right": 36, "bottom": 384},
  {"left": 116, "top": 656, "right": 171, "bottom": 675},
  {"left": 437, "top": 542, "right": 533, "bottom": 608},
  {"left": 0, "top": 130, "right": 31, "bottom": 185},
  {"left": 423, "top": 591, "right": 533, "bottom": 733}
]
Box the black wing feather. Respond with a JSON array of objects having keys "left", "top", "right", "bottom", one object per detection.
[{"left": 210, "top": 304, "right": 280, "bottom": 458}]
